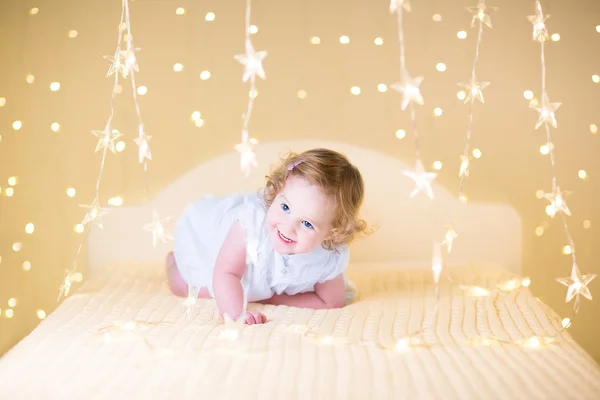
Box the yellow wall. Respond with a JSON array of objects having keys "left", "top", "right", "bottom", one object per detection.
[{"left": 0, "top": 1, "right": 598, "bottom": 361}]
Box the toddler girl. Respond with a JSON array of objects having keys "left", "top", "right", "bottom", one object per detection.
[{"left": 166, "top": 148, "right": 368, "bottom": 324}]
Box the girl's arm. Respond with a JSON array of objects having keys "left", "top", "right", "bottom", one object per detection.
[
  {"left": 264, "top": 274, "right": 346, "bottom": 309},
  {"left": 212, "top": 221, "right": 249, "bottom": 320}
]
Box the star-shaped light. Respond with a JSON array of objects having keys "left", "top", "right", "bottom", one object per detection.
[
  {"left": 121, "top": 46, "right": 140, "bottom": 78},
  {"left": 142, "top": 210, "right": 173, "bottom": 248},
  {"left": 527, "top": 0, "right": 550, "bottom": 42},
  {"left": 403, "top": 159, "right": 437, "bottom": 199},
  {"left": 459, "top": 155, "right": 470, "bottom": 178},
  {"left": 91, "top": 125, "right": 123, "bottom": 154},
  {"left": 389, "top": 0, "right": 411, "bottom": 13},
  {"left": 531, "top": 92, "right": 561, "bottom": 130},
  {"left": 79, "top": 197, "right": 109, "bottom": 229},
  {"left": 442, "top": 227, "right": 458, "bottom": 253},
  {"left": 233, "top": 39, "right": 267, "bottom": 83},
  {"left": 133, "top": 123, "right": 152, "bottom": 164},
  {"left": 104, "top": 48, "right": 125, "bottom": 79},
  {"left": 556, "top": 263, "right": 596, "bottom": 314},
  {"left": 457, "top": 79, "right": 490, "bottom": 104},
  {"left": 543, "top": 186, "right": 571, "bottom": 218},
  {"left": 465, "top": 1, "right": 498, "bottom": 29},
  {"left": 390, "top": 70, "right": 424, "bottom": 110},
  {"left": 234, "top": 130, "right": 259, "bottom": 178}
]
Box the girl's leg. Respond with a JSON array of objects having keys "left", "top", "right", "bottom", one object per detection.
[{"left": 166, "top": 252, "right": 211, "bottom": 298}]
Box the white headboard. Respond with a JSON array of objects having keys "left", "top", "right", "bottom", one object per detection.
[{"left": 87, "top": 139, "right": 522, "bottom": 274}]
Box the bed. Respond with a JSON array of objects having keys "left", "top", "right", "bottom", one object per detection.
[{"left": 0, "top": 140, "right": 599, "bottom": 399}]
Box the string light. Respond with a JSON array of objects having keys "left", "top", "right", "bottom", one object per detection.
[{"left": 527, "top": 0, "right": 595, "bottom": 317}]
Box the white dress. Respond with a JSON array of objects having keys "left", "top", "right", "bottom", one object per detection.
[{"left": 173, "top": 192, "right": 355, "bottom": 304}]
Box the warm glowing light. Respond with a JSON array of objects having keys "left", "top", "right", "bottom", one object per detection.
[
  {"left": 459, "top": 195, "right": 468, "bottom": 204},
  {"left": 12, "top": 243, "right": 21, "bottom": 251},
  {"left": 0, "top": 97, "right": 5, "bottom": 107},
  {"left": 50, "top": 122, "right": 60, "bottom": 132},
  {"left": 433, "top": 107, "right": 443, "bottom": 117},
  {"left": 68, "top": 30, "right": 78, "bottom": 38},
  {"left": 75, "top": 224, "right": 85, "bottom": 233},
  {"left": 562, "top": 318, "right": 571, "bottom": 329},
  {"left": 578, "top": 169, "right": 587, "bottom": 179},
  {"left": 297, "top": 90, "right": 307, "bottom": 99},
  {"left": 137, "top": 86, "right": 148, "bottom": 95},
  {"left": 522, "top": 278, "right": 531, "bottom": 287},
  {"left": 22, "top": 261, "right": 31, "bottom": 271},
  {"left": 25, "top": 223, "right": 35, "bottom": 234},
  {"left": 457, "top": 91, "right": 466, "bottom": 101},
  {"left": 535, "top": 189, "right": 544, "bottom": 199},
  {"left": 535, "top": 226, "right": 544, "bottom": 236},
  {"left": 597, "top": 25, "right": 600, "bottom": 33},
  {"left": 50, "top": 82, "right": 61, "bottom": 91},
  {"left": 374, "top": 37, "right": 383, "bottom": 45},
  {"left": 457, "top": 31, "right": 467, "bottom": 39},
  {"left": 29, "top": 8, "right": 39, "bottom": 15},
  {"left": 591, "top": 124, "right": 598, "bottom": 134},
  {"left": 248, "top": 25, "right": 258, "bottom": 34},
  {"left": 116, "top": 141, "right": 125, "bottom": 152},
  {"left": 199, "top": 70, "right": 211, "bottom": 80},
  {"left": 205, "top": 12, "right": 215, "bottom": 21},
  {"left": 540, "top": 144, "right": 550, "bottom": 155},
  {"left": 550, "top": 33, "right": 560, "bottom": 42},
  {"left": 66, "top": 187, "right": 76, "bottom": 197},
  {"left": 593, "top": 75, "right": 600, "bottom": 84},
  {"left": 194, "top": 119, "right": 205, "bottom": 128},
  {"left": 173, "top": 63, "right": 184, "bottom": 72},
  {"left": 395, "top": 129, "right": 406, "bottom": 139},
  {"left": 310, "top": 36, "right": 321, "bottom": 45},
  {"left": 433, "top": 161, "right": 443, "bottom": 170},
  {"left": 5, "top": 309, "right": 14, "bottom": 318},
  {"left": 249, "top": 89, "right": 258, "bottom": 98},
  {"left": 115, "top": 85, "right": 123, "bottom": 94},
  {"left": 461, "top": 285, "right": 490, "bottom": 296},
  {"left": 524, "top": 90, "right": 534, "bottom": 100},
  {"left": 350, "top": 86, "right": 361, "bottom": 95},
  {"left": 26, "top": 74, "right": 35, "bottom": 84},
  {"left": 5, "top": 188, "right": 14, "bottom": 196},
  {"left": 377, "top": 84, "right": 387, "bottom": 92},
  {"left": 8, "top": 298, "right": 16, "bottom": 308},
  {"left": 432, "top": 14, "right": 442, "bottom": 22},
  {"left": 8, "top": 176, "right": 17, "bottom": 186},
  {"left": 37, "top": 310, "right": 46, "bottom": 320},
  {"left": 108, "top": 197, "right": 123, "bottom": 206},
  {"left": 472, "top": 148, "right": 482, "bottom": 159},
  {"left": 191, "top": 111, "right": 201, "bottom": 121},
  {"left": 12, "top": 121, "right": 22, "bottom": 131},
  {"left": 175, "top": 7, "right": 185, "bottom": 15},
  {"left": 436, "top": 63, "right": 446, "bottom": 72},
  {"left": 583, "top": 220, "right": 591, "bottom": 229},
  {"left": 340, "top": 35, "right": 350, "bottom": 44},
  {"left": 562, "top": 245, "right": 572, "bottom": 255}
]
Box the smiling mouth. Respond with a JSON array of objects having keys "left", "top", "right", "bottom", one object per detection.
[{"left": 277, "top": 229, "right": 295, "bottom": 244}]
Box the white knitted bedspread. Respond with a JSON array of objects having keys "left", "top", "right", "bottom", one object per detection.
[{"left": 0, "top": 261, "right": 599, "bottom": 400}]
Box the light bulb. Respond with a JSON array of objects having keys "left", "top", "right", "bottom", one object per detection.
[
  {"left": 248, "top": 25, "right": 258, "bottom": 34},
  {"left": 457, "top": 31, "right": 467, "bottom": 39},
  {"left": 395, "top": 129, "right": 406, "bottom": 139},
  {"left": 173, "top": 63, "right": 184, "bottom": 72},
  {"left": 205, "top": 12, "right": 215, "bottom": 21},
  {"left": 137, "top": 86, "right": 148, "bottom": 95},
  {"left": 310, "top": 36, "right": 321, "bottom": 45},
  {"left": 175, "top": 7, "right": 185, "bottom": 15},
  {"left": 50, "top": 82, "right": 61, "bottom": 91},
  {"left": 12, "top": 121, "right": 22, "bottom": 131},
  {"left": 436, "top": 63, "right": 446, "bottom": 72},
  {"left": 374, "top": 37, "right": 383, "bottom": 46},
  {"left": 200, "top": 70, "right": 211, "bottom": 80},
  {"left": 377, "top": 84, "right": 387, "bottom": 92},
  {"left": 524, "top": 90, "right": 534, "bottom": 100},
  {"left": 25, "top": 223, "right": 35, "bottom": 234},
  {"left": 68, "top": 30, "right": 78, "bottom": 38},
  {"left": 339, "top": 35, "right": 350, "bottom": 44},
  {"left": 350, "top": 86, "right": 361, "bottom": 95},
  {"left": 297, "top": 90, "right": 307, "bottom": 99}
]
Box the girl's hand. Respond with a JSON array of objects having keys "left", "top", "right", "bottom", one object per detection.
[{"left": 244, "top": 310, "right": 267, "bottom": 325}]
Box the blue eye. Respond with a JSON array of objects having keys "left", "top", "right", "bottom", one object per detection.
[
  {"left": 302, "top": 221, "right": 313, "bottom": 229},
  {"left": 281, "top": 203, "right": 289, "bottom": 212}
]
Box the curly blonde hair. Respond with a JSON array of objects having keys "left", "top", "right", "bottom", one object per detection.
[{"left": 260, "top": 148, "right": 369, "bottom": 251}]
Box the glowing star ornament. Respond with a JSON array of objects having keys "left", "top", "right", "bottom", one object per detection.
[
  {"left": 531, "top": 92, "right": 561, "bottom": 129},
  {"left": 543, "top": 186, "right": 572, "bottom": 218},
  {"left": 104, "top": 48, "right": 125, "bottom": 78},
  {"left": 79, "top": 198, "right": 109, "bottom": 229},
  {"left": 442, "top": 227, "right": 458, "bottom": 253},
  {"left": 459, "top": 155, "right": 470, "bottom": 178},
  {"left": 121, "top": 47, "right": 140, "bottom": 78},
  {"left": 403, "top": 159, "right": 437, "bottom": 199},
  {"left": 143, "top": 210, "right": 173, "bottom": 248},
  {"left": 390, "top": 70, "right": 424, "bottom": 111},
  {"left": 235, "top": 131, "right": 258, "bottom": 177},
  {"left": 556, "top": 263, "right": 596, "bottom": 314},
  {"left": 92, "top": 126, "right": 123, "bottom": 154},
  {"left": 527, "top": 1, "right": 550, "bottom": 42},
  {"left": 457, "top": 79, "right": 490, "bottom": 104},
  {"left": 465, "top": 1, "right": 498, "bottom": 29},
  {"left": 389, "top": 0, "right": 411, "bottom": 13},
  {"left": 234, "top": 39, "right": 267, "bottom": 82},
  {"left": 133, "top": 124, "right": 152, "bottom": 163}
]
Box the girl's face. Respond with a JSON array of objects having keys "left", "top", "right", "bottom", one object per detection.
[{"left": 265, "top": 175, "right": 334, "bottom": 255}]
